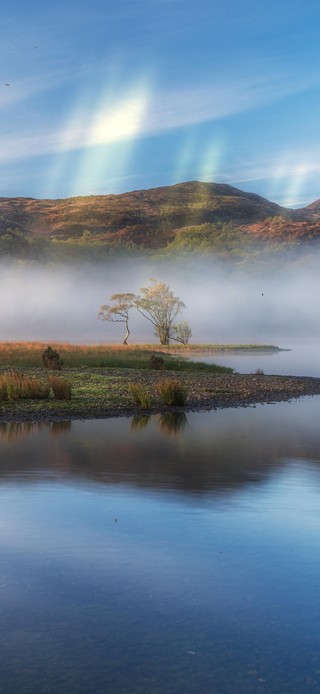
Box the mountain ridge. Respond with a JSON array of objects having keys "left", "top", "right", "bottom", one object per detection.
[{"left": 0, "top": 181, "right": 320, "bottom": 256}]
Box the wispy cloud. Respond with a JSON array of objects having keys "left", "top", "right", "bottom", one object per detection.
[
  {"left": 215, "top": 151, "right": 320, "bottom": 208},
  {"left": 0, "top": 67, "right": 78, "bottom": 111},
  {"left": 1, "top": 67, "right": 319, "bottom": 167}
]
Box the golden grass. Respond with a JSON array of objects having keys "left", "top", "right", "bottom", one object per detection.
[
  {"left": 156, "top": 378, "right": 187, "bottom": 406},
  {"left": 48, "top": 375, "right": 72, "bottom": 400},
  {"left": 0, "top": 371, "right": 50, "bottom": 400}
]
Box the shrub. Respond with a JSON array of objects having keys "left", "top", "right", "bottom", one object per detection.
[
  {"left": 49, "top": 375, "right": 71, "bottom": 400},
  {"left": 42, "top": 346, "right": 62, "bottom": 370},
  {"left": 156, "top": 378, "right": 187, "bottom": 406},
  {"left": 254, "top": 368, "right": 264, "bottom": 375},
  {"left": 128, "top": 383, "right": 151, "bottom": 408},
  {"left": 149, "top": 354, "right": 165, "bottom": 370}
]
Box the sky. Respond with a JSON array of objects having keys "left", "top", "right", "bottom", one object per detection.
[{"left": 1, "top": 0, "right": 320, "bottom": 207}]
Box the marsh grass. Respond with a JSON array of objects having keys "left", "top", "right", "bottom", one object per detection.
[
  {"left": 0, "top": 381, "right": 8, "bottom": 402},
  {"left": 128, "top": 383, "right": 151, "bottom": 409},
  {"left": 49, "top": 375, "right": 72, "bottom": 400},
  {"left": 0, "top": 371, "right": 50, "bottom": 400},
  {"left": 0, "top": 341, "right": 277, "bottom": 371},
  {"left": 156, "top": 379, "right": 187, "bottom": 406}
]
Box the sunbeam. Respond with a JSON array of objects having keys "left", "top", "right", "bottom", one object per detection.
[{"left": 42, "top": 76, "right": 151, "bottom": 197}]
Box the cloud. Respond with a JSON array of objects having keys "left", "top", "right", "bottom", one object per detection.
[
  {"left": 1, "top": 70, "right": 318, "bottom": 166},
  {"left": 0, "top": 67, "right": 78, "bottom": 112}
]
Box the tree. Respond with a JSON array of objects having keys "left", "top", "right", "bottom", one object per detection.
[
  {"left": 98, "top": 293, "right": 135, "bottom": 345},
  {"left": 135, "top": 280, "right": 185, "bottom": 345},
  {"left": 170, "top": 320, "right": 192, "bottom": 345}
]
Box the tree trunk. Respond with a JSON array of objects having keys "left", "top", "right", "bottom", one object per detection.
[
  {"left": 159, "top": 329, "right": 170, "bottom": 345},
  {"left": 123, "top": 321, "right": 130, "bottom": 345}
]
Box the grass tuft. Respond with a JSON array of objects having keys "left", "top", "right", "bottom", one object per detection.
[
  {"left": 128, "top": 383, "right": 151, "bottom": 408},
  {"left": 49, "top": 375, "right": 72, "bottom": 400},
  {"left": 156, "top": 378, "right": 187, "bottom": 406}
]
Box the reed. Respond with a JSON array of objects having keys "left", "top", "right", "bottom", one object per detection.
[
  {"left": 0, "top": 340, "right": 244, "bottom": 372},
  {"left": 49, "top": 375, "right": 72, "bottom": 400},
  {"left": 0, "top": 371, "right": 50, "bottom": 400},
  {"left": 128, "top": 383, "right": 151, "bottom": 409},
  {"left": 156, "top": 379, "right": 187, "bottom": 406},
  {"left": 0, "top": 380, "right": 8, "bottom": 401}
]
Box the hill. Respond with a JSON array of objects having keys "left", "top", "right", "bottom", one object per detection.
[{"left": 1, "top": 181, "right": 320, "bottom": 259}]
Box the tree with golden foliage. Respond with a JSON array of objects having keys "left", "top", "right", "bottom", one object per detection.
[
  {"left": 135, "top": 280, "right": 188, "bottom": 345},
  {"left": 98, "top": 293, "right": 135, "bottom": 345}
]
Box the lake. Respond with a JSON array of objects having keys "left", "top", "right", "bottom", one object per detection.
[
  {"left": 189, "top": 342, "right": 320, "bottom": 377},
  {"left": 1, "top": 396, "right": 320, "bottom": 693}
]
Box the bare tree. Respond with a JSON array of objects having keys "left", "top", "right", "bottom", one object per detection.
[
  {"left": 135, "top": 280, "right": 185, "bottom": 345},
  {"left": 98, "top": 293, "right": 135, "bottom": 345}
]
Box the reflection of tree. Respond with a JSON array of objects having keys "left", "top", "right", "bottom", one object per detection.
[
  {"left": 158, "top": 412, "right": 188, "bottom": 436},
  {"left": 130, "top": 415, "right": 151, "bottom": 432}
]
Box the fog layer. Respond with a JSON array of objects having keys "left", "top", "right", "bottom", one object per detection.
[{"left": 1, "top": 258, "right": 319, "bottom": 345}]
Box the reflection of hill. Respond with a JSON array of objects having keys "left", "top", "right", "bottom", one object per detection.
[{"left": 1, "top": 403, "right": 320, "bottom": 495}]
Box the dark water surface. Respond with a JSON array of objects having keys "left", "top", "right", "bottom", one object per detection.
[{"left": 1, "top": 399, "right": 320, "bottom": 693}]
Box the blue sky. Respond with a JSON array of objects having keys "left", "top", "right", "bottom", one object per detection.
[{"left": 1, "top": 0, "right": 320, "bottom": 206}]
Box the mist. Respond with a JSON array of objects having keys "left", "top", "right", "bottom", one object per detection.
[{"left": 1, "top": 256, "right": 320, "bottom": 347}]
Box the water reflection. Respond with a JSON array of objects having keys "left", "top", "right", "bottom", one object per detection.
[
  {"left": 130, "top": 414, "right": 151, "bottom": 431},
  {"left": 1, "top": 399, "right": 320, "bottom": 496},
  {"left": 1, "top": 401, "right": 320, "bottom": 692},
  {"left": 0, "top": 420, "right": 71, "bottom": 443},
  {"left": 158, "top": 411, "right": 188, "bottom": 436},
  {"left": 131, "top": 411, "right": 188, "bottom": 436}
]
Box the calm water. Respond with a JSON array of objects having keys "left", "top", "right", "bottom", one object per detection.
[
  {"left": 1, "top": 399, "right": 320, "bottom": 693},
  {"left": 190, "top": 342, "right": 320, "bottom": 376}
]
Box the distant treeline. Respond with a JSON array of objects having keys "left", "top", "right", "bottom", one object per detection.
[{"left": 0, "top": 221, "right": 315, "bottom": 265}]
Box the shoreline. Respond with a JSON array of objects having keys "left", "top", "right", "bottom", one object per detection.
[{"left": 1, "top": 371, "right": 320, "bottom": 423}]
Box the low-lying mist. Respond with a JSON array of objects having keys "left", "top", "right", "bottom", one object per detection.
[{"left": 1, "top": 256, "right": 320, "bottom": 346}]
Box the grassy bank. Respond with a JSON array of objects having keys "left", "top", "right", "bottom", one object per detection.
[
  {"left": 0, "top": 341, "right": 280, "bottom": 369},
  {"left": 0, "top": 341, "right": 308, "bottom": 422},
  {"left": 0, "top": 367, "right": 320, "bottom": 422}
]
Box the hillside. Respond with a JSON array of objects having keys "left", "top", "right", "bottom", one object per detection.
[{"left": 1, "top": 181, "right": 320, "bottom": 259}]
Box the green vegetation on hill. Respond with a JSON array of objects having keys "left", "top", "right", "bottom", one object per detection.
[{"left": 1, "top": 181, "right": 320, "bottom": 262}]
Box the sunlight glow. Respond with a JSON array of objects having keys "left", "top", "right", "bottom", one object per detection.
[
  {"left": 42, "top": 78, "right": 150, "bottom": 197},
  {"left": 267, "top": 156, "right": 312, "bottom": 208},
  {"left": 170, "top": 138, "right": 197, "bottom": 185},
  {"left": 197, "top": 138, "right": 224, "bottom": 183}
]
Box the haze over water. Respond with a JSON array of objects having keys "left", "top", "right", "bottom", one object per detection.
[{"left": 1, "top": 257, "right": 320, "bottom": 347}]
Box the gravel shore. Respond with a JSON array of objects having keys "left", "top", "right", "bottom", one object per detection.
[{"left": 1, "top": 371, "right": 320, "bottom": 422}]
